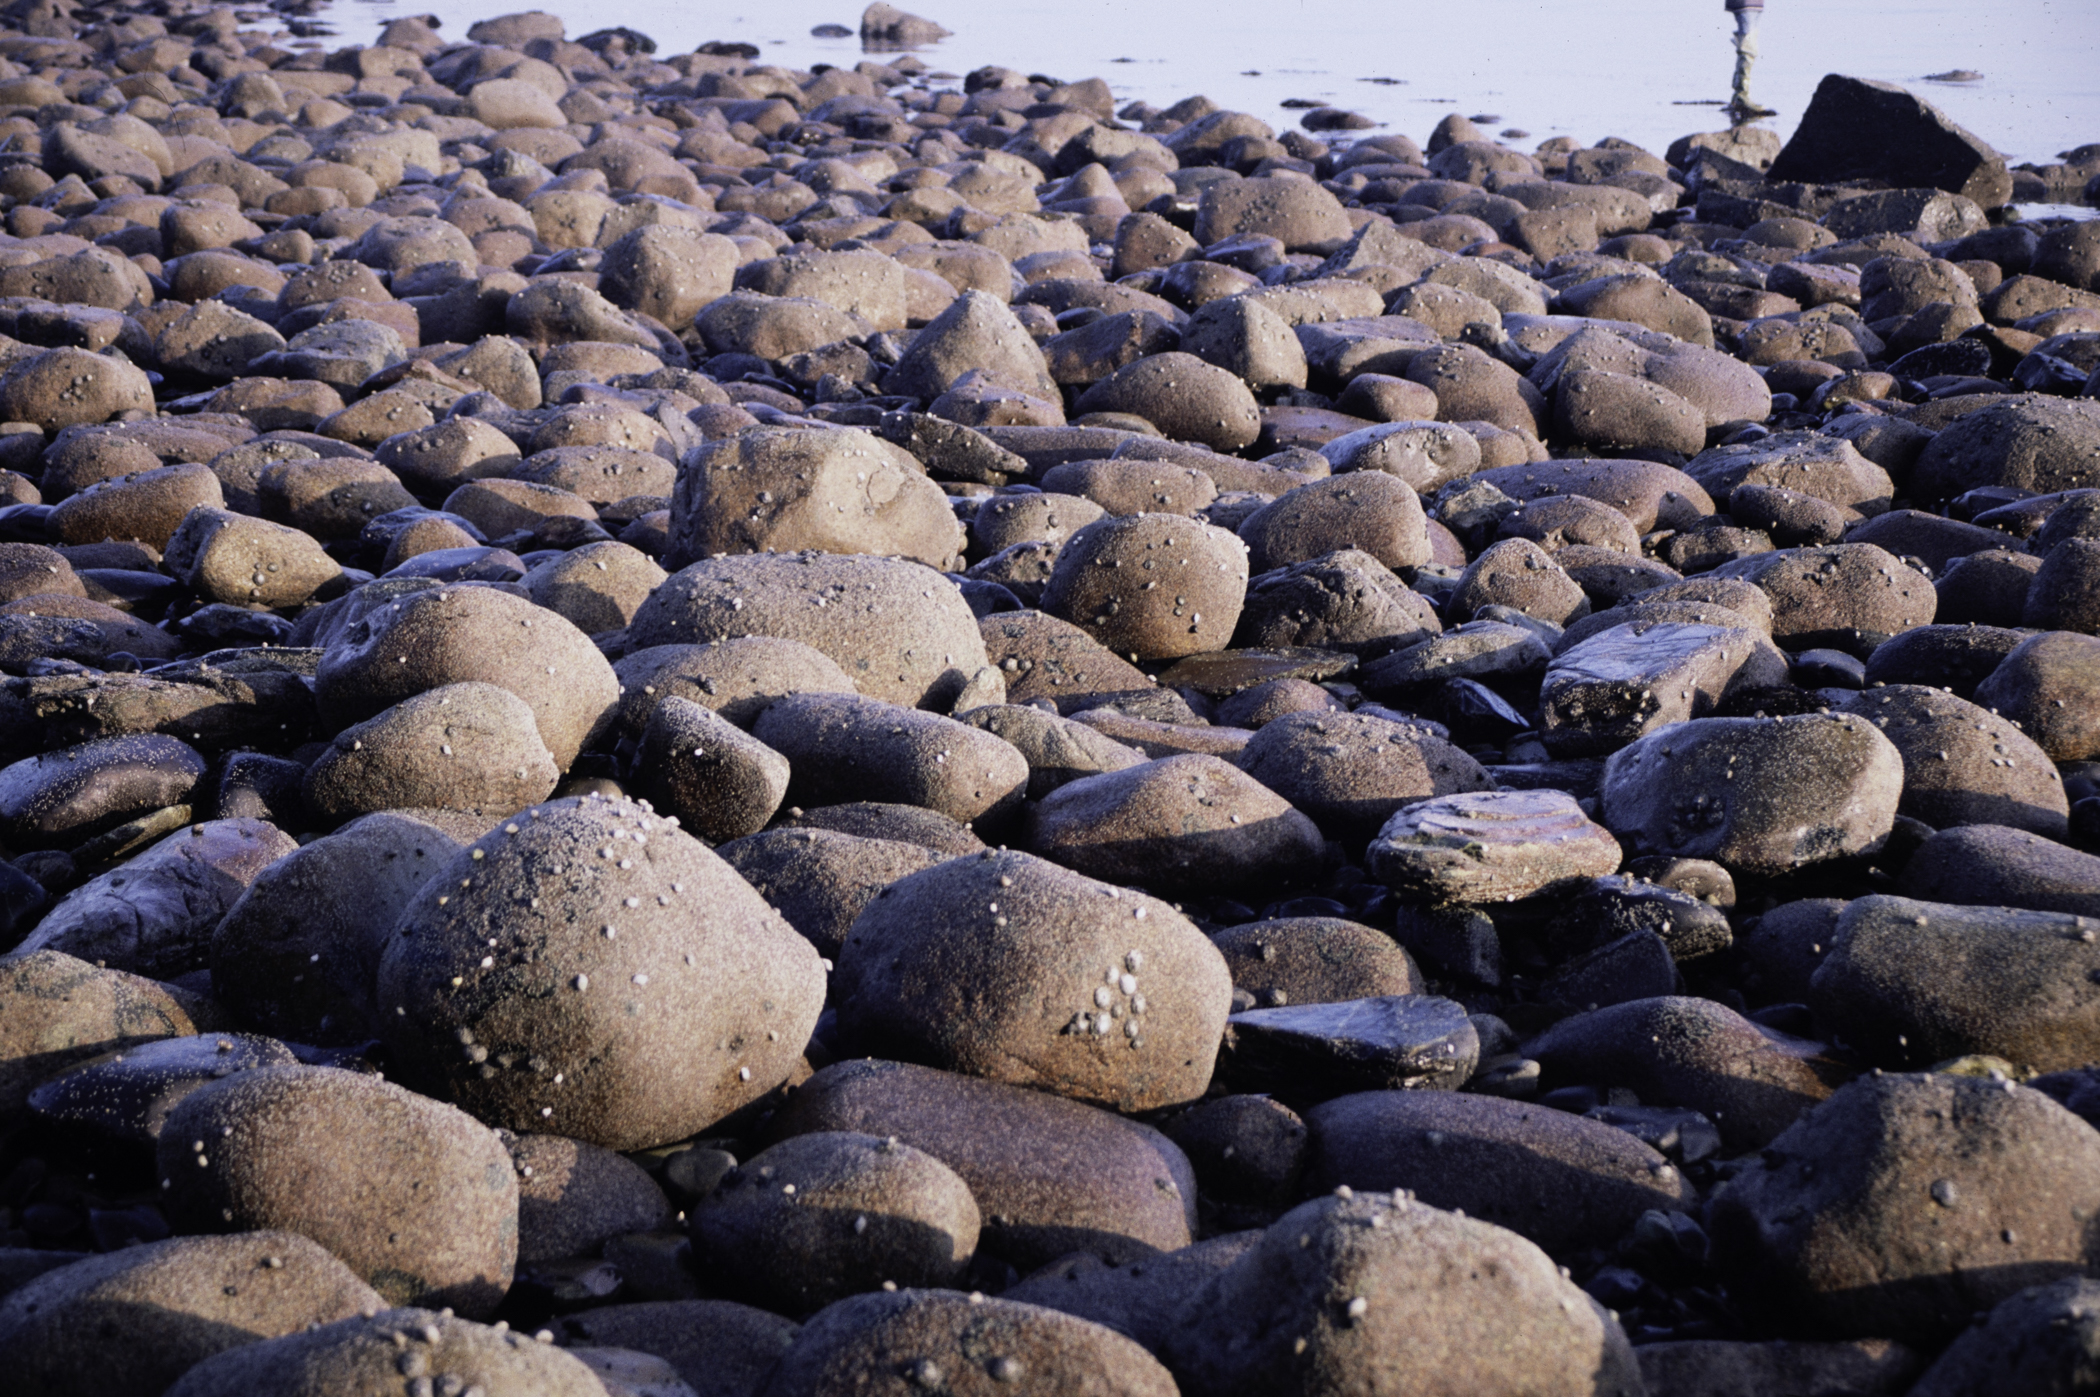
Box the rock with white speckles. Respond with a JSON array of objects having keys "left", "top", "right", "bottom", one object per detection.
[{"left": 376, "top": 793, "right": 826, "bottom": 1151}]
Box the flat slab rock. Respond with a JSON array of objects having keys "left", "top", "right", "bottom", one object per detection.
[
  {"left": 1221, "top": 993, "right": 1479, "bottom": 1101},
  {"left": 1367, "top": 788, "right": 1622, "bottom": 903}
]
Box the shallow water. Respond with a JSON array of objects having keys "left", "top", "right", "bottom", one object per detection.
[{"left": 324, "top": 0, "right": 2100, "bottom": 168}]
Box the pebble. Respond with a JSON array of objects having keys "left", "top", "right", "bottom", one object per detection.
[{"left": 0, "top": 6, "right": 2091, "bottom": 1384}]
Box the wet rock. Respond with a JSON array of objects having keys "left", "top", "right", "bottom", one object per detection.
[
  {"left": 1367, "top": 789, "right": 1620, "bottom": 903},
  {"left": 158, "top": 1064, "right": 517, "bottom": 1316},
  {"left": 1810, "top": 895, "right": 2100, "bottom": 1073},
  {"left": 1304, "top": 1090, "right": 1696, "bottom": 1254},
  {"left": 376, "top": 794, "right": 825, "bottom": 1151},
  {"left": 18, "top": 819, "right": 297, "bottom": 980},
  {"left": 1597, "top": 713, "right": 1903, "bottom": 875},
  {"left": 1709, "top": 1072, "right": 2100, "bottom": 1344},
  {"left": 210, "top": 813, "right": 463, "bottom": 1046},
  {"left": 163, "top": 1306, "right": 606, "bottom": 1397},
  {"left": 690, "top": 1131, "right": 979, "bottom": 1314},
  {"left": 0, "top": 733, "right": 206, "bottom": 851},
  {"left": 1528, "top": 995, "right": 1843, "bottom": 1150},
  {"left": 1161, "top": 1192, "right": 1640, "bottom": 1397},
  {"left": 834, "top": 848, "right": 1230, "bottom": 1111},
  {"left": 0, "top": 1233, "right": 381, "bottom": 1397},
  {"left": 1541, "top": 621, "right": 1789, "bottom": 756},
  {"left": 28, "top": 1031, "right": 298, "bottom": 1146},
  {"left": 767, "top": 1058, "right": 1199, "bottom": 1269}
]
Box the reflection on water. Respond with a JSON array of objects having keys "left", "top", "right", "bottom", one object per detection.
[{"left": 329, "top": 0, "right": 2099, "bottom": 166}]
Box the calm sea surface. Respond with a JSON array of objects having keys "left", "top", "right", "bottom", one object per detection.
[{"left": 323, "top": 0, "right": 2099, "bottom": 169}]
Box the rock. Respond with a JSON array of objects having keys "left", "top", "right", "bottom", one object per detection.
[
  {"left": 28, "top": 1031, "right": 298, "bottom": 1145},
  {"left": 1211, "top": 917, "right": 1422, "bottom": 1009},
  {"left": 780, "top": 803, "right": 985, "bottom": 856},
  {"left": 753, "top": 692, "right": 1027, "bottom": 827},
  {"left": 1235, "top": 549, "right": 1441, "bottom": 657},
  {"left": 1237, "top": 710, "right": 1492, "bottom": 845},
  {"left": 163, "top": 506, "right": 343, "bottom": 610},
  {"left": 1597, "top": 714, "right": 1904, "bottom": 875},
  {"left": 510, "top": 1132, "right": 674, "bottom": 1264},
  {"left": 1073, "top": 353, "right": 1262, "bottom": 452},
  {"left": 667, "top": 426, "right": 962, "bottom": 571},
  {"left": 162, "top": 1306, "right": 607, "bottom": 1397},
  {"left": 611, "top": 638, "right": 858, "bottom": 738},
  {"left": 1839, "top": 685, "right": 2068, "bottom": 837},
  {"left": 1863, "top": 623, "right": 2028, "bottom": 700},
  {"left": 1766, "top": 74, "right": 2013, "bottom": 208},
  {"left": 0, "top": 732, "right": 206, "bottom": 850},
  {"left": 1905, "top": 1277, "right": 2100, "bottom": 1397},
  {"left": 1237, "top": 473, "right": 1430, "bottom": 574},
  {"left": 376, "top": 793, "right": 826, "bottom": 1150},
  {"left": 18, "top": 818, "right": 297, "bottom": 980},
  {"left": 1304, "top": 1090, "right": 1696, "bottom": 1253},
  {"left": 524, "top": 541, "right": 667, "bottom": 635},
  {"left": 1555, "top": 369, "right": 1708, "bottom": 457},
  {"left": 1161, "top": 1192, "right": 1640, "bottom": 1397},
  {"left": 1448, "top": 538, "right": 1591, "bottom": 626},
  {"left": 1636, "top": 1340, "right": 1922, "bottom": 1397},
  {"left": 0, "top": 949, "right": 196, "bottom": 1116},
  {"left": 1041, "top": 513, "right": 1249, "bottom": 662},
  {"left": 314, "top": 582, "right": 619, "bottom": 770},
  {"left": 631, "top": 696, "right": 790, "bottom": 843},
  {"left": 556, "top": 1301, "right": 800, "bottom": 1397},
  {"left": 158, "top": 1064, "right": 518, "bottom": 1316},
  {"left": 1221, "top": 994, "right": 1479, "bottom": 1100},
  {"left": 0, "top": 1233, "right": 381, "bottom": 1397},
  {"left": 833, "top": 848, "right": 1231, "bottom": 1111},
  {"left": 689, "top": 1132, "right": 979, "bottom": 1314},
  {"left": 1810, "top": 895, "right": 2100, "bottom": 1073},
  {"left": 2025, "top": 538, "right": 2100, "bottom": 635},
  {"left": 767, "top": 1059, "right": 1199, "bottom": 1269},
  {"left": 1541, "top": 621, "right": 1790, "bottom": 756},
  {"left": 860, "top": 3, "right": 951, "bottom": 45},
  {"left": 209, "top": 813, "right": 464, "bottom": 1046},
  {"left": 1896, "top": 824, "right": 2100, "bottom": 919},
  {"left": 885, "top": 290, "right": 1058, "bottom": 403},
  {"left": 469, "top": 78, "right": 568, "bottom": 130},
  {"left": 1911, "top": 398, "right": 2100, "bottom": 506},
  {"left": 1320, "top": 419, "right": 1483, "bottom": 493},
  {"left": 1367, "top": 789, "right": 1620, "bottom": 903},
  {"left": 954, "top": 704, "right": 1146, "bottom": 798},
  {"left": 1708, "top": 1072, "right": 2100, "bottom": 1344},
  {"left": 626, "top": 552, "right": 987, "bottom": 711},
  {"left": 1029, "top": 753, "right": 1326, "bottom": 898},
  {"left": 0, "top": 346, "right": 154, "bottom": 430},
  {"left": 51, "top": 460, "right": 227, "bottom": 550},
  {"left": 716, "top": 829, "right": 945, "bottom": 960},
  {"left": 1525, "top": 996, "right": 1843, "bottom": 1150},
  {"left": 1685, "top": 432, "right": 1893, "bottom": 521},
  {"left": 303, "top": 682, "right": 561, "bottom": 825},
  {"left": 760, "top": 1288, "right": 1178, "bottom": 1396}
]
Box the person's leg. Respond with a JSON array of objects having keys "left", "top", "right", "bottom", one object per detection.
[{"left": 1730, "top": 9, "right": 1762, "bottom": 114}]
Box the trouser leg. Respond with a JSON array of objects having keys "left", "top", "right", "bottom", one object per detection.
[{"left": 1731, "top": 11, "right": 1761, "bottom": 111}]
